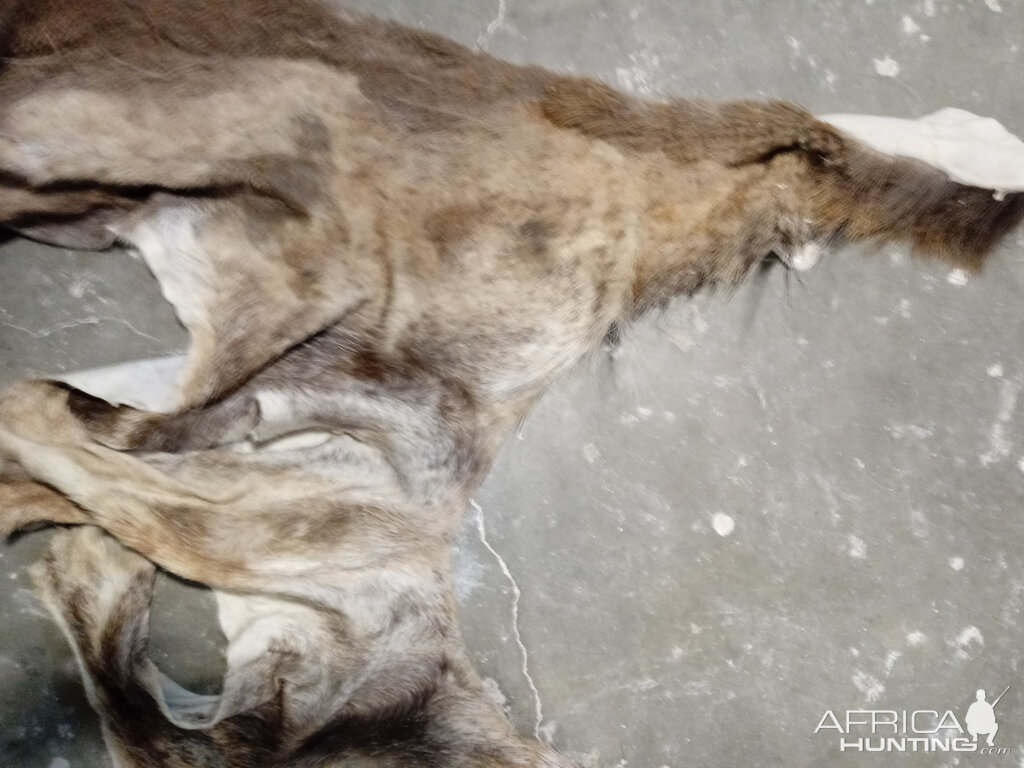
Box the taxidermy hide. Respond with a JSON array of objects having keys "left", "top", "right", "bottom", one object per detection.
[{"left": 0, "top": 0, "right": 1022, "bottom": 765}]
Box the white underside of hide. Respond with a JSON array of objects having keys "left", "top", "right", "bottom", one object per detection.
[
  {"left": 53, "top": 357, "right": 339, "bottom": 725},
  {"left": 821, "top": 107, "right": 1024, "bottom": 194},
  {"left": 58, "top": 355, "right": 187, "bottom": 413}
]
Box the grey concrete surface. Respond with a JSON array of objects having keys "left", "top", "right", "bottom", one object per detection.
[{"left": 2, "top": 1, "right": 1023, "bottom": 767}]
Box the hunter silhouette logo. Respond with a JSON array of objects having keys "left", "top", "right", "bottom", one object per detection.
[
  {"left": 966, "top": 686, "right": 1008, "bottom": 747},
  {"left": 814, "top": 685, "right": 1011, "bottom": 755}
]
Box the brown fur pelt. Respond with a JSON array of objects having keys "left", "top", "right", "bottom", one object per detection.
[{"left": 0, "top": 0, "right": 1021, "bottom": 766}]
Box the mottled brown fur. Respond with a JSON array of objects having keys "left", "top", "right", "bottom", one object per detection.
[{"left": 0, "top": 0, "right": 1021, "bottom": 766}]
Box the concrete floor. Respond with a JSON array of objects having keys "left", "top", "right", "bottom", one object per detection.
[{"left": 2, "top": 1, "right": 1023, "bottom": 767}]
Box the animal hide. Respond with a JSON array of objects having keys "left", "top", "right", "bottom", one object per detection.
[{"left": 0, "top": 0, "right": 1022, "bottom": 766}]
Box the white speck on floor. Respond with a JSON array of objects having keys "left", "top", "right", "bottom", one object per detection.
[
  {"left": 848, "top": 535, "right": 868, "bottom": 559},
  {"left": 874, "top": 55, "right": 901, "bottom": 77},
  {"left": 615, "top": 49, "right": 662, "bottom": 96},
  {"left": 901, "top": 15, "right": 921, "bottom": 34},
  {"left": 1018, "top": 456, "right": 1024, "bottom": 474},
  {"left": 980, "top": 378, "right": 1019, "bottom": 466},
  {"left": 906, "top": 631, "right": 927, "bottom": 646},
  {"left": 451, "top": 544, "right": 485, "bottom": 603},
  {"left": 481, "top": 677, "right": 509, "bottom": 714},
  {"left": 949, "top": 556, "right": 965, "bottom": 571},
  {"left": 13, "top": 588, "right": 48, "bottom": 618},
  {"left": 853, "top": 670, "right": 885, "bottom": 702},
  {"left": 711, "top": 513, "right": 735, "bottom": 537},
  {"left": 884, "top": 650, "right": 902, "bottom": 674},
  {"left": 984, "top": 0, "right": 1002, "bottom": 12},
  {"left": 582, "top": 443, "right": 601, "bottom": 464},
  {"left": 898, "top": 298, "right": 912, "bottom": 318},
  {"left": 988, "top": 363, "right": 1004, "bottom": 378},
  {"left": 888, "top": 423, "right": 934, "bottom": 441},
  {"left": 947, "top": 269, "right": 969, "bottom": 286},
  {"left": 850, "top": 647, "right": 861, "bottom": 658},
  {"left": 48, "top": 759, "right": 71, "bottom": 768},
  {"left": 922, "top": 0, "right": 937, "bottom": 17},
  {"left": 909, "top": 508, "right": 929, "bottom": 538},
  {"left": 671, "top": 645, "right": 685, "bottom": 661},
  {"left": 952, "top": 625, "right": 984, "bottom": 659},
  {"left": 539, "top": 720, "right": 558, "bottom": 744}
]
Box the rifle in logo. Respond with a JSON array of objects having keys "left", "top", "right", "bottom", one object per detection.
[{"left": 966, "top": 685, "right": 1009, "bottom": 747}]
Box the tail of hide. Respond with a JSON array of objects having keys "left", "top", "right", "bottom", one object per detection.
[{"left": 540, "top": 80, "right": 1024, "bottom": 269}]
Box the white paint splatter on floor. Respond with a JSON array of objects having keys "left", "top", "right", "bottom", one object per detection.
[
  {"left": 906, "top": 630, "right": 928, "bottom": 646},
  {"left": 451, "top": 536, "right": 486, "bottom": 602},
  {"left": 901, "top": 15, "right": 921, "bottom": 34},
  {"left": 909, "top": 508, "right": 929, "bottom": 538},
  {"left": 983, "top": 0, "right": 1002, "bottom": 12},
  {"left": 481, "top": 677, "right": 510, "bottom": 714},
  {"left": 980, "top": 378, "right": 1019, "bottom": 466},
  {"left": 952, "top": 625, "right": 984, "bottom": 659},
  {"left": 582, "top": 443, "right": 601, "bottom": 464},
  {"left": 711, "top": 513, "right": 735, "bottom": 537},
  {"left": 12, "top": 588, "right": 48, "bottom": 618},
  {"left": 888, "top": 423, "right": 934, "bottom": 441},
  {"left": 847, "top": 535, "right": 868, "bottom": 559},
  {"left": 874, "top": 55, "right": 901, "bottom": 77},
  {"left": 949, "top": 556, "right": 965, "bottom": 571},
  {"left": 615, "top": 49, "right": 662, "bottom": 96},
  {"left": 988, "top": 363, "right": 1004, "bottom": 378},
  {"left": 884, "top": 650, "right": 902, "bottom": 674},
  {"left": 539, "top": 720, "right": 558, "bottom": 744},
  {"left": 947, "top": 269, "right": 970, "bottom": 286},
  {"left": 853, "top": 670, "right": 885, "bottom": 702}
]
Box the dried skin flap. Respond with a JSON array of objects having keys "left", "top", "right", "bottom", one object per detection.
[{"left": 821, "top": 108, "right": 1024, "bottom": 193}]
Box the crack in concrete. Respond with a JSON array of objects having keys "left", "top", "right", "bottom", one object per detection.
[
  {"left": 475, "top": 0, "right": 507, "bottom": 51},
  {"left": 471, "top": 499, "right": 544, "bottom": 739},
  {"left": 1, "top": 315, "right": 169, "bottom": 348}
]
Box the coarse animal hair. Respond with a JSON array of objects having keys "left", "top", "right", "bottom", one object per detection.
[{"left": 0, "top": 0, "right": 1022, "bottom": 766}]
